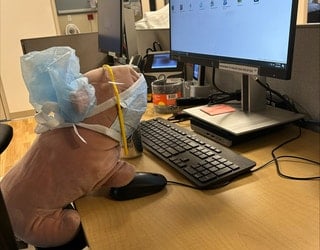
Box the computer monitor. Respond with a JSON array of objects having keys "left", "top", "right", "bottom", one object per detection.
[
  {"left": 192, "top": 64, "right": 205, "bottom": 85},
  {"left": 97, "top": 0, "right": 138, "bottom": 64},
  {"left": 170, "top": 0, "right": 304, "bottom": 144},
  {"left": 170, "top": 0, "right": 298, "bottom": 80}
]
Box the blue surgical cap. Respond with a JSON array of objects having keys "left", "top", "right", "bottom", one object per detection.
[{"left": 20, "top": 46, "right": 96, "bottom": 123}]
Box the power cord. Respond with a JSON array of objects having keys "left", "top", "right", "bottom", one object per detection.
[
  {"left": 254, "top": 77, "right": 320, "bottom": 131},
  {"left": 208, "top": 68, "right": 241, "bottom": 105},
  {"left": 140, "top": 41, "right": 163, "bottom": 73},
  {"left": 255, "top": 77, "right": 299, "bottom": 113},
  {"left": 143, "top": 41, "right": 163, "bottom": 59},
  {"left": 211, "top": 68, "right": 230, "bottom": 94},
  {"left": 210, "top": 72, "right": 301, "bottom": 115},
  {"left": 208, "top": 90, "right": 241, "bottom": 106},
  {"left": 251, "top": 126, "right": 320, "bottom": 180}
]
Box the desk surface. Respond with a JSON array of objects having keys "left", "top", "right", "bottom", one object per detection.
[{"left": 75, "top": 104, "right": 320, "bottom": 250}]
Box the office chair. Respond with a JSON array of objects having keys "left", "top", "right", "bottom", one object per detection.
[
  {"left": 0, "top": 123, "right": 13, "bottom": 154},
  {"left": 0, "top": 123, "right": 18, "bottom": 250},
  {"left": 0, "top": 189, "right": 18, "bottom": 250},
  {"left": 0, "top": 124, "right": 86, "bottom": 250},
  {"left": 1, "top": 124, "right": 28, "bottom": 249}
]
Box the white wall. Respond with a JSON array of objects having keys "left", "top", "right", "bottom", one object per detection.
[
  {"left": 0, "top": 0, "right": 58, "bottom": 118},
  {"left": 56, "top": 12, "right": 98, "bottom": 35}
]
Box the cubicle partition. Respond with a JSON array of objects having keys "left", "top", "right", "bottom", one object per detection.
[{"left": 21, "top": 32, "right": 109, "bottom": 73}]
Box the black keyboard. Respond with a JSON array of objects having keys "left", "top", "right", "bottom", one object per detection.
[{"left": 140, "top": 118, "right": 256, "bottom": 189}]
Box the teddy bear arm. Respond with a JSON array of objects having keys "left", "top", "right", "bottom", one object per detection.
[
  {"left": 102, "top": 160, "right": 136, "bottom": 188},
  {"left": 25, "top": 208, "right": 81, "bottom": 248}
]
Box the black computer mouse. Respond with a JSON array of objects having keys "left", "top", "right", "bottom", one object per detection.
[{"left": 109, "top": 172, "right": 167, "bottom": 201}]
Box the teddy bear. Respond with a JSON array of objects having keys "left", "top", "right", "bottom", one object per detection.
[{"left": 0, "top": 47, "right": 147, "bottom": 247}]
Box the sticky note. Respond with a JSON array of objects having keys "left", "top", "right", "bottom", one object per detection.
[{"left": 200, "top": 104, "right": 236, "bottom": 116}]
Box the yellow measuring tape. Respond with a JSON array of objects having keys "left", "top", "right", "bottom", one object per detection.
[{"left": 103, "top": 65, "right": 128, "bottom": 155}]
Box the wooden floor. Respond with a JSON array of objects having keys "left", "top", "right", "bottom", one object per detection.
[{"left": 0, "top": 117, "right": 37, "bottom": 177}]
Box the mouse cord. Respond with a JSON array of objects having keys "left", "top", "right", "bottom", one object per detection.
[
  {"left": 166, "top": 180, "right": 231, "bottom": 190},
  {"left": 166, "top": 181, "right": 200, "bottom": 190},
  {"left": 251, "top": 126, "right": 320, "bottom": 180}
]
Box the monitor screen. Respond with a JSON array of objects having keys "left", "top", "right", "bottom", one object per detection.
[
  {"left": 98, "top": 0, "right": 123, "bottom": 56},
  {"left": 143, "top": 51, "right": 184, "bottom": 73},
  {"left": 151, "top": 53, "right": 178, "bottom": 70},
  {"left": 192, "top": 64, "right": 205, "bottom": 85},
  {"left": 193, "top": 64, "right": 200, "bottom": 81},
  {"left": 170, "top": 0, "right": 298, "bottom": 80}
]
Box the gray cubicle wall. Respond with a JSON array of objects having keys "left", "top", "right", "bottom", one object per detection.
[
  {"left": 266, "top": 24, "right": 320, "bottom": 121},
  {"left": 21, "top": 32, "right": 109, "bottom": 73}
]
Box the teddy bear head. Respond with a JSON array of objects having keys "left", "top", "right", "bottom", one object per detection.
[{"left": 21, "top": 47, "right": 147, "bottom": 143}]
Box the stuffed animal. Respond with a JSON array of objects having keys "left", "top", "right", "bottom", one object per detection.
[{"left": 0, "top": 47, "right": 147, "bottom": 247}]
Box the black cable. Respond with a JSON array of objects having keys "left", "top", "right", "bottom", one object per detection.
[
  {"left": 166, "top": 180, "right": 231, "bottom": 190},
  {"left": 208, "top": 68, "right": 243, "bottom": 106},
  {"left": 167, "top": 113, "right": 191, "bottom": 123},
  {"left": 208, "top": 90, "right": 241, "bottom": 106},
  {"left": 255, "top": 78, "right": 299, "bottom": 113},
  {"left": 251, "top": 158, "right": 275, "bottom": 172},
  {"left": 272, "top": 126, "right": 320, "bottom": 180},
  {"left": 152, "top": 41, "right": 162, "bottom": 51},
  {"left": 265, "top": 81, "right": 273, "bottom": 105},
  {"left": 144, "top": 41, "right": 163, "bottom": 57},
  {"left": 211, "top": 68, "right": 229, "bottom": 94},
  {"left": 145, "top": 48, "right": 153, "bottom": 55},
  {"left": 251, "top": 126, "right": 320, "bottom": 180},
  {"left": 166, "top": 180, "right": 200, "bottom": 190},
  {"left": 141, "top": 41, "right": 164, "bottom": 73},
  {"left": 251, "top": 155, "right": 320, "bottom": 173}
]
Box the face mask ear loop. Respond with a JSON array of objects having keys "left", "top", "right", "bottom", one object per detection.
[
  {"left": 103, "top": 64, "right": 128, "bottom": 156},
  {"left": 72, "top": 124, "right": 87, "bottom": 144}
]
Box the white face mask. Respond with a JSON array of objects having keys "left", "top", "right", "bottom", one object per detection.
[{"left": 76, "top": 74, "right": 147, "bottom": 143}]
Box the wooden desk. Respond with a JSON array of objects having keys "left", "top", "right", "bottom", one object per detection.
[{"left": 75, "top": 105, "right": 320, "bottom": 250}]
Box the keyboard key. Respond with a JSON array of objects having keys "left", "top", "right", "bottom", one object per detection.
[{"left": 215, "top": 167, "right": 232, "bottom": 177}]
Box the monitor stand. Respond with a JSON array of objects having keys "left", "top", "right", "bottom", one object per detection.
[{"left": 183, "top": 75, "right": 304, "bottom": 147}]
